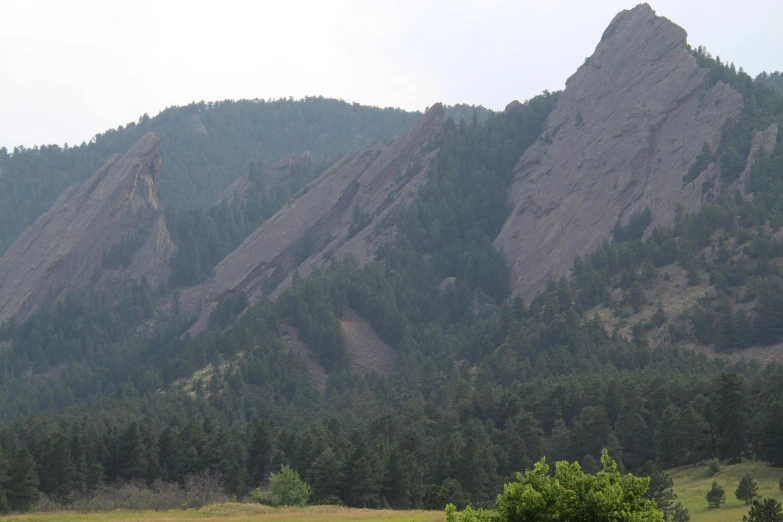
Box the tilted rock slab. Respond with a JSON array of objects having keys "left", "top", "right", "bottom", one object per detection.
[
  {"left": 0, "top": 133, "right": 175, "bottom": 324},
  {"left": 494, "top": 3, "right": 743, "bottom": 300},
  {"left": 189, "top": 104, "right": 444, "bottom": 334}
]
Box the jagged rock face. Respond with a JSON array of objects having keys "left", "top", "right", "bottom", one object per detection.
[
  {"left": 738, "top": 123, "right": 779, "bottom": 198},
  {"left": 217, "top": 152, "right": 313, "bottom": 206},
  {"left": 494, "top": 3, "right": 743, "bottom": 300},
  {"left": 0, "top": 133, "right": 175, "bottom": 324},
  {"left": 187, "top": 114, "right": 208, "bottom": 136},
  {"left": 188, "top": 104, "right": 444, "bottom": 334}
]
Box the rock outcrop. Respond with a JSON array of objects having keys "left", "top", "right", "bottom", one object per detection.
[
  {"left": 217, "top": 152, "right": 313, "bottom": 206},
  {"left": 188, "top": 104, "right": 444, "bottom": 334},
  {"left": 187, "top": 114, "right": 208, "bottom": 136},
  {"left": 494, "top": 3, "right": 743, "bottom": 300},
  {"left": 737, "top": 123, "right": 779, "bottom": 198},
  {"left": 0, "top": 133, "right": 175, "bottom": 324}
]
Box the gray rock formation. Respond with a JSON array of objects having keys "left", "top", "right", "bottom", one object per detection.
[
  {"left": 737, "top": 123, "right": 779, "bottom": 198},
  {"left": 494, "top": 3, "right": 743, "bottom": 300},
  {"left": 188, "top": 104, "right": 444, "bottom": 334},
  {"left": 187, "top": 114, "right": 208, "bottom": 136},
  {"left": 217, "top": 152, "right": 313, "bottom": 206},
  {"left": 0, "top": 133, "right": 175, "bottom": 324}
]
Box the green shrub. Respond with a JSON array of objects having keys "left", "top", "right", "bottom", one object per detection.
[
  {"left": 707, "top": 459, "right": 721, "bottom": 476},
  {"left": 250, "top": 466, "right": 311, "bottom": 507}
]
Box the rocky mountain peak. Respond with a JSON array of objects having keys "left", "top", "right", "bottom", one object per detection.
[
  {"left": 494, "top": 3, "right": 743, "bottom": 300},
  {"left": 0, "top": 133, "right": 175, "bottom": 324}
]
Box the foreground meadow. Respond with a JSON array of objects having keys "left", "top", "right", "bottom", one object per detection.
[
  {"left": 671, "top": 460, "right": 782, "bottom": 522},
  {"left": 0, "top": 504, "right": 446, "bottom": 522}
]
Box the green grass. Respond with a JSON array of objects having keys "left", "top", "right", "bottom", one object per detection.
[
  {"left": 1, "top": 504, "right": 445, "bottom": 522},
  {"left": 4, "top": 463, "right": 781, "bottom": 522},
  {"left": 671, "top": 460, "right": 783, "bottom": 522}
]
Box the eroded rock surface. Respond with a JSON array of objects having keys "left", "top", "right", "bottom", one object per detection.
[
  {"left": 189, "top": 104, "right": 444, "bottom": 334},
  {"left": 217, "top": 152, "right": 313, "bottom": 206},
  {"left": 494, "top": 3, "right": 743, "bottom": 300},
  {"left": 0, "top": 133, "right": 175, "bottom": 324},
  {"left": 738, "top": 123, "right": 779, "bottom": 198}
]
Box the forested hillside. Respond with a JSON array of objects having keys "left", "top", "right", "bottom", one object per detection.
[
  {"left": 0, "top": 97, "right": 418, "bottom": 256},
  {"left": 1, "top": 77, "right": 782, "bottom": 514},
  {"left": 2, "top": 4, "right": 783, "bottom": 518}
]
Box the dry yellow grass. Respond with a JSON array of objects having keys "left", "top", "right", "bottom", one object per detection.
[{"left": 1, "top": 504, "right": 445, "bottom": 522}]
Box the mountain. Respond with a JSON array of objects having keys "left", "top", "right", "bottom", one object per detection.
[
  {"left": 188, "top": 104, "right": 445, "bottom": 334},
  {"left": 2, "top": 4, "right": 783, "bottom": 516},
  {"left": 0, "top": 98, "right": 419, "bottom": 256},
  {"left": 0, "top": 133, "right": 174, "bottom": 324},
  {"left": 495, "top": 3, "right": 743, "bottom": 300}
]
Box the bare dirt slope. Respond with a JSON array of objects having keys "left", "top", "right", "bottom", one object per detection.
[
  {"left": 0, "top": 133, "right": 175, "bottom": 324},
  {"left": 494, "top": 3, "right": 743, "bottom": 301},
  {"left": 340, "top": 308, "right": 397, "bottom": 377}
]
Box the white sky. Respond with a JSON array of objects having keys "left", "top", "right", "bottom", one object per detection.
[{"left": 1, "top": 0, "right": 781, "bottom": 149}]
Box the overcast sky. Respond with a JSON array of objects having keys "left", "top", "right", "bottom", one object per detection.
[{"left": 1, "top": 0, "right": 781, "bottom": 149}]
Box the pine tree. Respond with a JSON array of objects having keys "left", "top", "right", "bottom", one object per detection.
[
  {"left": 706, "top": 481, "right": 726, "bottom": 508},
  {"left": 382, "top": 448, "right": 413, "bottom": 509},
  {"left": 224, "top": 460, "right": 247, "bottom": 497},
  {"left": 247, "top": 418, "right": 276, "bottom": 487},
  {"left": 714, "top": 372, "right": 750, "bottom": 463},
  {"left": 39, "top": 432, "right": 75, "bottom": 502},
  {"left": 672, "top": 502, "right": 690, "bottom": 522},
  {"left": 69, "top": 435, "right": 88, "bottom": 495},
  {"left": 639, "top": 461, "right": 677, "bottom": 518},
  {"left": 348, "top": 444, "right": 383, "bottom": 508},
  {"left": 157, "top": 427, "right": 181, "bottom": 482},
  {"left": 85, "top": 438, "right": 105, "bottom": 490},
  {"left": 0, "top": 447, "right": 9, "bottom": 514},
  {"left": 118, "top": 422, "right": 147, "bottom": 481},
  {"left": 743, "top": 498, "right": 783, "bottom": 522},
  {"left": 548, "top": 417, "right": 572, "bottom": 463},
  {"left": 7, "top": 448, "right": 39, "bottom": 512},
  {"left": 615, "top": 382, "right": 649, "bottom": 469},
  {"left": 310, "top": 448, "right": 345, "bottom": 502},
  {"left": 736, "top": 475, "right": 760, "bottom": 505}
]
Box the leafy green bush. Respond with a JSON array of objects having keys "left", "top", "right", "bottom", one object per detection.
[
  {"left": 446, "top": 450, "right": 663, "bottom": 521},
  {"left": 251, "top": 466, "right": 311, "bottom": 507},
  {"left": 707, "top": 459, "right": 721, "bottom": 476}
]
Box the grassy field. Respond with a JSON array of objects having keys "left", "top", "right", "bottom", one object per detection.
[
  {"left": 3, "top": 462, "right": 780, "bottom": 522},
  {"left": 1, "top": 504, "right": 446, "bottom": 522},
  {"left": 671, "top": 460, "right": 783, "bottom": 522}
]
